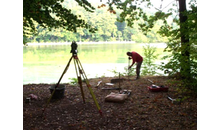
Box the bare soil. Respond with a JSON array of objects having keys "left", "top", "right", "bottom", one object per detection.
[{"left": 23, "top": 76, "right": 197, "bottom": 130}]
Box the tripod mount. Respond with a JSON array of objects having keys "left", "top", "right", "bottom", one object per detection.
[{"left": 43, "top": 41, "right": 102, "bottom": 116}]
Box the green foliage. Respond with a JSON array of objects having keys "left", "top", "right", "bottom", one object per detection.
[
  {"left": 131, "top": 33, "right": 148, "bottom": 43},
  {"left": 69, "top": 77, "right": 78, "bottom": 85},
  {"left": 25, "top": 0, "right": 168, "bottom": 44},
  {"left": 142, "top": 44, "right": 159, "bottom": 76},
  {"left": 23, "top": 0, "right": 97, "bottom": 44},
  {"left": 109, "top": 0, "right": 197, "bottom": 91},
  {"left": 158, "top": 2, "right": 197, "bottom": 88},
  {"left": 108, "top": 67, "right": 135, "bottom": 77}
]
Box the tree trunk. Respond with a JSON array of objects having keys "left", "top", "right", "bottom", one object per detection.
[{"left": 178, "top": 0, "right": 190, "bottom": 80}]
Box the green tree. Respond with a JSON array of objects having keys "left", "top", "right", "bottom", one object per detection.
[
  {"left": 23, "top": 0, "right": 97, "bottom": 44},
  {"left": 159, "top": 2, "right": 197, "bottom": 88},
  {"left": 107, "top": 0, "right": 197, "bottom": 88},
  {"left": 142, "top": 44, "right": 159, "bottom": 76},
  {"left": 25, "top": 0, "right": 170, "bottom": 44}
]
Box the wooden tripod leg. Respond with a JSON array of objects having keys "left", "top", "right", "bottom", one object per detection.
[
  {"left": 42, "top": 56, "right": 72, "bottom": 117},
  {"left": 75, "top": 58, "right": 102, "bottom": 115},
  {"left": 74, "top": 58, "right": 86, "bottom": 104},
  {"left": 48, "top": 56, "right": 72, "bottom": 103},
  {"left": 78, "top": 76, "right": 85, "bottom": 103}
]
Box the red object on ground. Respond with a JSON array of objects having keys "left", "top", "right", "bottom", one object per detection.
[
  {"left": 28, "top": 94, "right": 38, "bottom": 100},
  {"left": 148, "top": 85, "right": 168, "bottom": 92}
]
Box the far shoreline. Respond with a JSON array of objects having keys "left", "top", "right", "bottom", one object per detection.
[
  {"left": 25, "top": 41, "right": 167, "bottom": 48},
  {"left": 26, "top": 41, "right": 136, "bottom": 46}
]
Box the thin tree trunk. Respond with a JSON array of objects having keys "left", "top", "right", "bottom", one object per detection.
[{"left": 178, "top": 0, "right": 190, "bottom": 80}]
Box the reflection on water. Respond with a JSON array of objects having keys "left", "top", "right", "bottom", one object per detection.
[{"left": 23, "top": 43, "right": 166, "bottom": 84}]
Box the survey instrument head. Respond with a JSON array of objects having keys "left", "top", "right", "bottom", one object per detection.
[{"left": 70, "top": 41, "right": 78, "bottom": 56}]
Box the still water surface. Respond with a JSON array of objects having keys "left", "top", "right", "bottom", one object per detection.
[{"left": 23, "top": 43, "right": 167, "bottom": 84}]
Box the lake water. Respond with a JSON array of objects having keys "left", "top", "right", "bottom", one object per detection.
[{"left": 23, "top": 43, "right": 167, "bottom": 84}]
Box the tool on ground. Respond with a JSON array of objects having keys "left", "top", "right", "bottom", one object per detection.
[
  {"left": 110, "top": 78, "right": 125, "bottom": 83},
  {"left": 96, "top": 81, "right": 102, "bottom": 88},
  {"left": 167, "top": 96, "right": 176, "bottom": 103},
  {"left": 128, "top": 57, "right": 131, "bottom": 80},
  {"left": 147, "top": 79, "right": 168, "bottom": 92},
  {"left": 101, "top": 72, "right": 123, "bottom": 91},
  {"left": 105, "top": 83, "right": 114, "bottom": 86},
  {"left": 102, "top": 87, "right": 122, "bottom": 90},
  {"left": 102, "top": 82, "right": 121, "bottom": 90},
  {"left": 147, "top": 79, "right": 154, "bottom": 84},
  {"left": 42, "top": 41, "right": 102, "bottom": 117},
  {"left": 120, "top": 89, "right": 132, "bottom": 96},
  {"left": 118, "top": 72, "right": 121, "bottom": 92},
  {"left": 25, "top": 97, "right": 31, "bottom": 103}
]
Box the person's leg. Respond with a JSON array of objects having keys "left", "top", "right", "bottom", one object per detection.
[
  {"left": 136, "top": 66, "right": 139, "bottom": 78},
  {"left": 136, "top": 61, "right": 142, "bottom": 79}
]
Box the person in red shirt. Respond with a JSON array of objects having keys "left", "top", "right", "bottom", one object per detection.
[{"left": 127, "top": 51, "right": 143, "bottom": 79}]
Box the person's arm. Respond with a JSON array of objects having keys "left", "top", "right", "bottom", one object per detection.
[
  {"left": 129, "top": 62, "right": 134, "bottom": 69},
  {"left": 129, "top": 57, "right": 135, "bottom": 69}
]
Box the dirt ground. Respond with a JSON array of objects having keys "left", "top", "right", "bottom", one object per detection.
[{"left": 23, "top": 76, "right": 197, "bottom": 130}]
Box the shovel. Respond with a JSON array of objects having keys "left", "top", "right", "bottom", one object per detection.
[{"left": 128, "top": 57, "right": 131, "bottom": 80}]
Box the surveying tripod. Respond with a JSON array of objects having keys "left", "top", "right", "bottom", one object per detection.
[{"left": 43, "top": 41, "right": 102, "bottom": 116}]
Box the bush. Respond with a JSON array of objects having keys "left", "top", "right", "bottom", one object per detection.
[
  {"left": 108, "top": 66, "right": 135, "bottom": 77},
  {"left": 142, "top": 44, "right": 160, "bottom": 76}
]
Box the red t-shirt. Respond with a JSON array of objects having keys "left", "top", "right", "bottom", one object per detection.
[{"left": 131, "top": 51, "right": 143, "bottom": 64}]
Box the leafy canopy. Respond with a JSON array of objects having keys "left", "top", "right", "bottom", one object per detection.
[
  {"left": 107, "top": 0, "right": 197, "bottom": 87},
  {"left": 23, "top": 0, "right": 97, "bottom": 44},
  {"left": 25, "top": 0, "right": 169, "bottom": 43}
]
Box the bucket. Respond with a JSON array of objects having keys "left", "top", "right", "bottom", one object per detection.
[{"left": 49, "top": 84, "right": 66, "bottom": 99}]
